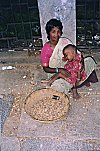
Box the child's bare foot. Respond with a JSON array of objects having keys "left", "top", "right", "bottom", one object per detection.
[
  {"left": 73, "top": 93, "right": 81, "bottom": 99},
  {"left": 72, "top": 88, "right": 81, "bottom": 99}
]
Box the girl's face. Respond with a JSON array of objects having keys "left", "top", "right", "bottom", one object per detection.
[
  {"left": 63, "top": 49, "right": 75, "bottom": 61},
  {"left": 49, "top": 27, "right": 61, "bottom": 43}
]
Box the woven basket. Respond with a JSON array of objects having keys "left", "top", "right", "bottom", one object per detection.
[{"left": 24, "top": 88, "right": 70, "bottom": 121}]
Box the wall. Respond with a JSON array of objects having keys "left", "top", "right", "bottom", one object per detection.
[{"left": 38, "top": 0, "right": 76, "bottom": 45}]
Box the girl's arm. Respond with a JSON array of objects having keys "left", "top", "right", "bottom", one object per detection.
[
  {"left": 47, "top": 72, "right": 70, "bottom": 86},
  {"left": 43, "top": 66, "right": 71, "bottom": 77}
]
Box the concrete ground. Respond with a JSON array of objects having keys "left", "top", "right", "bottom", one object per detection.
[{"left": 0, "top": 50, "right": 100, "bottom": 151}]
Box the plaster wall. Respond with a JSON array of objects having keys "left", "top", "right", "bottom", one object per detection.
[{"left": 38, "top": 0, "right": 76, "bottom": 45}]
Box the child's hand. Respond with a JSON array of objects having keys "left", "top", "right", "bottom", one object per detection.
[
  {"left": 77, "top": 78, "right": 81, "bottom": 82},
  {"left": 76, "top": 78, "right": 81, "bottom": 86},
  {"left": 62, "top": 57, "right": 67, "bottom": 62}
]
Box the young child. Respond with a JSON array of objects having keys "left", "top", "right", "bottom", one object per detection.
[{"left": 41, "top": 44, "right": 87, "bottom": 99}]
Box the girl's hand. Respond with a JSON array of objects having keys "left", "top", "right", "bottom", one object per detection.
[{"left": 59, "top": 68, "right": 71, "bottom": 77}]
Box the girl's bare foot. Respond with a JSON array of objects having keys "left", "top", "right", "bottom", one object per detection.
[{"left": 85, "top": 82, "right": 91, "bottom": 87}]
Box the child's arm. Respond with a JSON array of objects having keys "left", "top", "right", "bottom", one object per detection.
[{"left": 77, "top": 70, "right": 81, "bottom": 81}]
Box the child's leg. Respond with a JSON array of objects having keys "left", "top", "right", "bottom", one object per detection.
[{"left": 72, "top": 87, "right": 81, "bottom": 99}]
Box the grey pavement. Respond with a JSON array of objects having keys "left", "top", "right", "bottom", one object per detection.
[{"left": 0, "top": 50, "right": 100, "bottom": 151}]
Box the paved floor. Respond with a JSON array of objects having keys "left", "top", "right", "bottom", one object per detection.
[{"left": 0, "top": 50, "right": 100, "bottom": 151}]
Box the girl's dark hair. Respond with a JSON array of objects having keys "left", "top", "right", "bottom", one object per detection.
[
  {"left": 63, "top": 44, "right": 77, "bottom": 54},
  {"left": 45, "top": 18, "right": 63, "bottom": 40}
]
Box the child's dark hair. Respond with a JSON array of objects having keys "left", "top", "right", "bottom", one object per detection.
[
  {"left": 63, "top": 44, "right": 77, "bottom": 54},
  {"left": 45, "top": 18, "right": 63, "bottom": 40}
]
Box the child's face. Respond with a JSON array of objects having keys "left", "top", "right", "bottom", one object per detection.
[{"left": 63, "top": 49, "right": 75, "bottom": 61}]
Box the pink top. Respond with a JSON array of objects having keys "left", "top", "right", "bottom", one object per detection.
[
  {"left": 64, "top": 54, "right": 87, "bottom": 85},
  {"left": 41, "top": 42, "right": 53, "bottom": 67}
]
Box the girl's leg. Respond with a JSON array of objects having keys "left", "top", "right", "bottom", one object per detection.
[
  {"left": 83, "top": 57, "right": 98, "bottom": 87},
  {"left": 87, "top": 70, "right": 98, "bottom": 83},
  {"left": 77, "top": 70, "right": 98, "bottom": 88},
  {"left": 84, "top": 70, "right": 98, "bottom": 87}
]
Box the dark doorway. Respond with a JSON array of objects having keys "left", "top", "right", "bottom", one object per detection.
[
  {"left": 76, "top": 0, "right": 100, "bottom": 49},
  {"left": 0, "top": 0, "right": 42, "bottom": 50}
]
